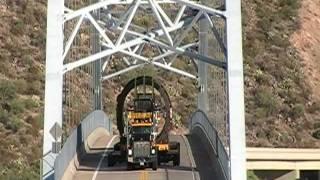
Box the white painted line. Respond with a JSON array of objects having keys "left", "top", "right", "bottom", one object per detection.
[{"left": 91, "top": 135, "right": 118, "bottom": 180}]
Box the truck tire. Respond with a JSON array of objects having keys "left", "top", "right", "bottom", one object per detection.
[
  {"left": 127, "top": 162, "right": 133, "bottom": 170},
  {"left": 152, "top": 159, "right": 158, "bottom": 171},
  {"left": 108, "top": 156, "right": 115, "bottom": 167},
  {"left": 173, "top": 143, "right": 180, "bottom": 166},
  {"left": 173, "top": 153, "right": 180, "bottom": 166}
]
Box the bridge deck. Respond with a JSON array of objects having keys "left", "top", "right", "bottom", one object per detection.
[{"left": 66, "top": 132, "right": 220, "bottom": 180}]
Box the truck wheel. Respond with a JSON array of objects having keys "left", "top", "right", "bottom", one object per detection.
[
  {"left": 127, "top": 162, "right": 133, "bottom": 170},
  {"left": 173, "top": 154, "right": 180, "bottom": 166},
  {"left": 152, "top": 159, "right": 158, "bottom": 170},
  {"left": 108, "top": 156, "right": 114, "bottom": 167}
]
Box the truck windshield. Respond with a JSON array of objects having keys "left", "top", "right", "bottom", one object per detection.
[
  {"left": 132, "top": 127, "right": 151, "bottom": 134},
  {"left": 134, "top": 100, "right": 153, "bottom": 112}
]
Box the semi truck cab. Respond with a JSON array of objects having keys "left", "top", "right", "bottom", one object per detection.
[{"left": 126, "top": 96, "right": 158, "bottom": 170}]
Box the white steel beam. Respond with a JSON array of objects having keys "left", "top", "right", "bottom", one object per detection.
[
  {"left": 169, "top": 11, "right": 202, "bottom": 65},
  {"left": 43, "top": 0, "right": 64, "bottom": 179},
  {"left": 64, "top": 17, "right": 192, "bottom": 72},
  {"left": 86, "top": 12, "right": 114, "bottom": 47},
  {"left": 125, "top": 29, "right": 226, "bottom": 68},
  {"left": 226, "top": 0, "right": 246, "bottom": 179},
  {"left": 102, "top": 63, "right": 146, "bottom": 80},
  {"left": 174, "top": 5, "right": 186, "bottom": 24},
  {"left": 119, "top": 49, "right": 197, "bottom": 79},
  {"left": 63, "top": 14, "right": 85, "bottom": 61},
  {"left": 198, "top": 4, "right": 209, "bottom": 114},
  {"left": 64, "top": 0, "right": 176, "bottom": 22},
  {"left": 115, "top": 0, "right": 141, "bottom": 46},
  {"left": 101, "top": 42, "right": 198, "bottom": 80},
  {"left": 63, "top": 39, "right": 143, "bottom": 73},
  {"left": 102, "top": 56, "right": 111, "bottom": 72},
  {"left": 148, "top": 0, "right": 173, "bottom": 46},
  {"left": 203, "top": 12, "right": 227, "bottom": 56},
  {"left": 153, "top": 42, "right": 198, "bottom": 62},
  {"left": 173, "top": 0, "right": 225, "bottom": 17},
  {"left": 153, "top": 1, "right": 174, "bottom": 27}
]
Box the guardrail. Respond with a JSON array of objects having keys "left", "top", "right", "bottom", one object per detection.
[
  {"left": 54, "top": 110, "right": 112, "bottom": 180},
  {"left": 190, "top": 110, "right": 230, "bottom": 180}
]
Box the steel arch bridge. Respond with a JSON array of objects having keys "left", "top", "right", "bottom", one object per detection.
[{"left": 42, "top": 0, "right": 245, "bottom": 179}]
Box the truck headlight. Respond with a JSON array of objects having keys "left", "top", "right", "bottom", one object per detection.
[
  {"left": 151, "top": 149, "right": 156, "bottom": 154},
  {"left": 128, "top": 149, "right": 132, "bottom": 156}
]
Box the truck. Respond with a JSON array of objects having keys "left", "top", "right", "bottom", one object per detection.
[{"left": 125, "top": 94, "right": 180, "bottom": 170}]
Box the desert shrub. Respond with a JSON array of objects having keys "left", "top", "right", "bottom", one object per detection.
[
  {"left": 0, "top": 109, "right": 10, "bottom": 125},
  {"left": 0, "top": 162, "right": 39, "bottom": 180},
  {"left": 0, "top": 80, "right": 17, "bottom": 103},
  {"left": 26, "top": 65, "right": 43, "bottom": 82},
  {"left": 10, "top": 19, "right": 25, "bottom": 34},
  {"left": 26, "top": 81, "right": 42, "bottom": 95},
  {"left": 9, "top": 99, "right": 25, "bottom": 115},
  {"left": 312, "top": 130, "right": 320, "bottom": 140},
  {"left": 290, "top": 103, "right": 304, "bottom": 119},
  {"left": 6, "top": 117, "right": 22, "bottom": 132},
  {"left": 23, "top": 98, "right": 38, "bottom": 109},
  {"left": 247, "top": 171, "right": 260, "bottom": 180},
  {"left": 307, "top": 101, "right": 320, "bottom": 113},
  {"left": 14, "top": 79, "right": 28, "bottom": 95},
  {"left": 254, "top": 88, "right": 278, "bottom": 115},
  {"left": 313, "top": 122, "right": 320, "bottom": 129},
  {"left": 25, "top": 114, "right": 42, "bottom": 131}
]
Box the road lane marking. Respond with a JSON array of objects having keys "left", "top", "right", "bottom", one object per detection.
[
  {"left": 91, "top": 135, "right": 118, "bottom": 180},
  {"left": 139, "top": 171, "right": 149, "bottom": 180},
  {"left": 139, "top": 171, "right": 143, "bottom": 180}
]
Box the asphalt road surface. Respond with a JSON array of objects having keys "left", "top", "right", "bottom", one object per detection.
[{"left": 72, "top": 134, "right": 217, "bottom": 180}]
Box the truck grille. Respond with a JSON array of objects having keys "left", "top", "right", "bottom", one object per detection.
[{"left": 133, "top": 141, "right": 150, "bottom": 158}]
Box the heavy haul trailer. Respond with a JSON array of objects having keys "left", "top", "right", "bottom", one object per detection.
[
  {"left": 110, "top": 76, "right": 181, "bottom": 170},
  {"left": 125, "top": 95, "right": 180, "bottom": 170}
]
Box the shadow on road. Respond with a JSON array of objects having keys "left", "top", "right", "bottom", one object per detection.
[{"left": 186, "top": 132, "right": 226, "bottom": 180}]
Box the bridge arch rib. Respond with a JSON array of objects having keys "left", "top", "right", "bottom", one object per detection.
[
  {"left": 116, "top": 76, "right": 172, "bottom": 143},
  {"left": 190, "top": 110, "right": 230, "bottom": 180}
]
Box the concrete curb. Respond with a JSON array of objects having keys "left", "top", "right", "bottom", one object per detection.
[{"left": 61, "top": 128, "right": 111, "bottom": 180}]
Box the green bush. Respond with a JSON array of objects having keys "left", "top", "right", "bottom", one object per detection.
[
  {"left": 14, "top": 79, "right": 28, "bottom": 95},
  {"left": 9, "top": 99, "right": 25, "bottom": 115},
  {"left": 23, "top": 99, "right": 38, "bottom": 109},
  {"left": 0, "top": 80, "right": 17, "bottom": 103},
  {"left": 10, "top": 19, "right": 25, "bottom": 34},
  {"left": 307, "top": 102, "right": 320, "bottom": 113},
  {"left": 26, "top": 81, "right": 42, "bottom": 95},
  {"left": 0, "top": 109, "right": 10, "bottom": 125},
  {"left": 290, "top": 103, "right": 304, "bottom": 119},
  {"left": 312, "top": 130, "right": 320, "bottom": 140},
  {"left": 247, "top": 170, "right": 260, "bottom": 180},
  {"left": 6, "top": 117, "right": 22, "bottom": 133},
  {"left": 254, "top": 88, "right": 278, "bottom": 115}
]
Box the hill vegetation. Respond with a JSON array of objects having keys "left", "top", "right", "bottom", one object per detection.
[
  {"left": 0, "top": 0, "right": 320, "bottom": 178},
  {"left": 0, "top": 0, "right": 46, "bottom": 179}
]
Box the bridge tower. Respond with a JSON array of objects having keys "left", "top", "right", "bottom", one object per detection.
[{"left": 42, "top": 0, "right": 246, "bottom": 179}]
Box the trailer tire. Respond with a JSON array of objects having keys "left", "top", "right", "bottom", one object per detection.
[
  {"left": 173, "top": 143, "right": 180, "bottom": 166},
  {"left": 152, "top": 159, "right": 158, "bottom": 170},
  {"left": 127, "top": 162, "right": 133, "bottom": 170},
  {"left": 173, "top": 153, "right": 180, "bottom": 166}
]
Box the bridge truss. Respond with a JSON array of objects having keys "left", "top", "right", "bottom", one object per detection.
[{"left": 42, "top": 0, "right": 245, "bottom": 179}]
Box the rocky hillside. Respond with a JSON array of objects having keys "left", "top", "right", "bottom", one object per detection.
[
  {"left": 0, "top": 0, "right": 320, "bottom": 179},
  {"left": 0, "top": 0, "right": 46, "bottom": 179},
  {"left": 243, "top": 0, "right": 320, "bottom": 148}
]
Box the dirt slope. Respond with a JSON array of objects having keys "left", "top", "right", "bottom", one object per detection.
[{"left": 291, "top": 0, "right": 320, "bottom": 101}]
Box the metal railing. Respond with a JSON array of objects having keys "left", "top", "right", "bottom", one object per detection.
[
  {"left": 54, "top": 110, "right": 112, "bottom": 180},
  {"left": 190, "top": 110, "right": 230, "bottom": 180}
]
